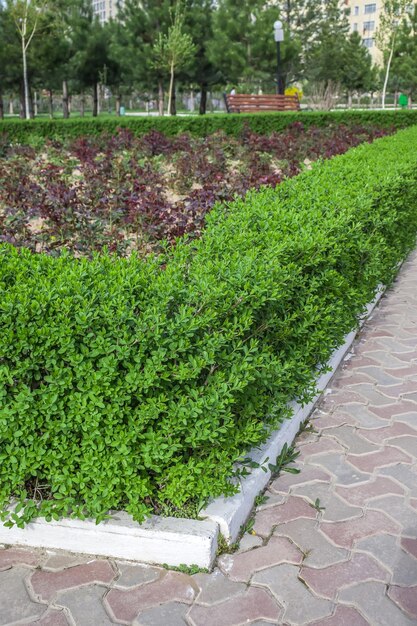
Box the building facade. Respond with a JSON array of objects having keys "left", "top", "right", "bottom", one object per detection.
[
  {"left": 92, "top": 0, "right": 124, "bottom": 23},
  {"left": 344, "top": 0, "right": 383, "bottom": 64}
]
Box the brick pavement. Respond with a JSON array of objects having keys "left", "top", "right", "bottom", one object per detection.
[{"left": 1, "top": 251, "right": 417, "bottom": 625}]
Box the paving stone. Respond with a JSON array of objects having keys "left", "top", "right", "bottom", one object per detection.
[
  {"left": 369, "top": 401, "right": 417, "bottom": 420},
  {"left": 385, "top": 365, "right": 417, "bottom": 378},
  {"left": 106, "top": 571, "right": 197, "bottom": 623},
  {"left": 323, "top": 425, "right": 377, "bottom": 454},
  {"left": 30, "top": 559, "right": 116, "bottom": 602},
  {"left": 367, "top": 495, "right": 417, "bottom": 534},
  {"left": 0, "top": 567, "right": 46, "bottom": 625},
  {"left": 311, "top": 409, "right": 358, "bottom": 429},
  {"left": 134, "top": 602, "right": 189, "bottom": 626},
  {"left": 392, "top": 349, "right": 417, "bottom": 363},
  {"left": 387, "top": 435, "right": 417, "bottom": 457},
  {"left": 356, "top": 534, "right": 417, "bottom": 586},
  {"left": 29, "top": 608, "right": 69, "bottom": 625},
  {"left": 0, "top": 546, "right": 39, "bottom": 571},
  {"left": 346, "top": 446, "right": 412, "bottom": 473},
  {"left": 253, "top": 563, "right": 333, "bottom": 624},
  {"left": 252, "top": 496, "right": 316, "bottom": 537},
  {"left": 338, "top": 581, "right": 416, "bottom": 626},
  {"left": 401, "top": 537, "right": 417, "bottom": 559},
  {"left": 235, "top": 533, "right": 263, "bottom": 553},
  {"left": 319, "top": 390, "right": 366, "bottom": 410},
  {"left": 355, "top": 351, "right": 405, "bottom": 368},
  {"left": 193, "top": 569, "right": 246, "bottom": 605},
  {"left": 289, "top": 482, "right": 362, "bottom": 522},
  {"left": 297, "top": 437, "right": 346, "bottom": 461},
  {"left": 114, "top": 562, "right": 161, "bottom": 588},
  {"left": 332, "top": 404, "right": 390, "bottom": 428},
  {"left": 344, "top": 383, "right": 396, "bottom": 405},
  {"left": 388, "top": 585, "right": 417, "bottom": 619},
  {"left": 300, "top": 552, "right": 389, "bottom": 599},
  {"left": 335, "top": 476, "right": 404, "bottom": 506},
  {"left": 320, "top": 510, "right": 400, "bottom": 549},
  {"left": 309, "top": 605, "right": 369, "bottom": 625},
  {"left": 218, "top": 535, "right": 302, "bottom": 582},
  {"left": 357, "top": 422, "right": 417, "bottom": 444},
  {"left": 356, "top": 366, "right": 403, "bottom": 386},
  {"left": 187, "top": 587, "right": 281, "bottom": 626},
  {"left": 55, "top": 585, "right": 113, "bottom": 625},
  {"left": 332, "top": 372, "right": 374, "bottom": 387},
  {"left": 379, "top": 463, "right": 417, "bottom": 497},
  {"left": 269, "top": 468, "right": 331, "bottom": 494},
  {"left": 42, "top": 553, "right": 89, "bottom": 571},
  {"left": 310, "top": 453, "right": 371, "bottom": 486},
  {"left": 273, "top": 518, "right": 348, "bottom": 568},
  {"left": 391, "top": 412, "right": 417, "bottom": 430},
  {"left": 255, "top": 492, "right": 286, "bottom": 510}
]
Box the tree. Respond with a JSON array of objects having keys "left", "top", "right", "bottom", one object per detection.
[
  {"left": 71, "top": 9, "right": 119, "bottom": 116},
  {"left": 151, "top": 2, "right": 195, "bottom": 115},
  {"left": 207, "top": 0, "right": 302, "bottom": 92},
  {"left": 8, "top": 0, "right": 50, "bottom": 119},
  {"left": 341, "top": 31, "right": 374, "bottom": 106},
  {"left": 117, "top": 0, "right": 172, "bottom": 115},
  {"left": 391, "top": 4, "right": 417, "bottom": 106},
  {"left": 376, "top": 0, "right": 409, "bottom": 108},
  {"left": 181, "top": 0, "right": 219, "bottom": 114},
  {"left": 304, "top": 0, "right": 350, "bottom": 88}
]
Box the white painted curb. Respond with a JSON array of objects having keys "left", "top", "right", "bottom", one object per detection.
[
  {"left": 0, "top": 510, "right": 218, "bottom": 569},
  {"left": 0, "top": 289, "right": 383, "bottom": 564},
  {"left": 200, "top": 289, "right": 384, "bottom": 542}
]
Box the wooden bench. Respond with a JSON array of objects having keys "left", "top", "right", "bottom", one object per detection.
[{"left": 224, "top": 93, "right": 300, "bottom": 114}]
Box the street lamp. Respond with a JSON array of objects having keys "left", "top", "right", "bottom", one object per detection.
[{"left": 274, "top": 20, "right": 284, "bottom": 95}]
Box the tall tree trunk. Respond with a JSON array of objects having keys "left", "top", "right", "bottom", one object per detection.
[
  {"left": 382, "top": 33, "right": 396, "bottom": 110},
  {"left": 0, "top": 91, "right": 4, "bottom": 120},
  {"left": 9, "top": 98, "right": 14, "bottom": 115},
  {"left": 19, "top": 85, "right": 25, "bottom": 118},
  {"left": 116, "top": 94, "right": 121, "bottom": 116},
  {"left": 22, "top": 29, "right": 31, "bottom": 120},
  {"left": 170, "top": 78, "right": 176, "bottom": 115},
  {"left": 34, "top": 90, "right": 38, "bottom": 117},
  {"left": 48, "top": 90, "right": 53, "bottom": 118},
  {"left": 199, "top": 82, "right": 208, "bottom": 115},
  {"left": 167, "top": 61, "right": 175, "bottom": 115},
  {"left": 29, "top": 89, "right": 34, "bottom": 118},
  {"left": 62, "top": 80, "right": 69, "bottom": 119},
  {"left": 80, "top": 93, "right": 85, "bottom": 117},
  {"left": 158, "top": 80, "right": 164, "bottom": 116},
  {"left": 347, "top": 91, "right": 352, "bottom": 109},
  {"left": 92, "top": 83, "right": 98, "bottom": 117},
  {"left": 189, "top": 89, "right": 195, "bottom": 112}
]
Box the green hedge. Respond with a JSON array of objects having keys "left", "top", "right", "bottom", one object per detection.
[
  {"left": 1, "top": 126, "right": 417, "bottom": 526},
  {"left": 2, "top": 109, "right": 417, "bottom": 142}
]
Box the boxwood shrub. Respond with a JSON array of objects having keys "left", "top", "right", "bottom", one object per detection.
[
  {"left": 1, "top": 126, "right": 417, "bottom": 526},
  {"left": 1, "top": 109, "right": 417, "bottom": 143}
]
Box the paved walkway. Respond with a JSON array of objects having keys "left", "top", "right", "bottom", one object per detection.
[{"left": 2, "top": 252, "right": 417, "bottom": 625}]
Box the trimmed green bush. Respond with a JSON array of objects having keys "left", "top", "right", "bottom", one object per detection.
[
  {"left": 1, "top": 126, "right": 417, "bottom": 526},
  {"left": 2, "top": 109, "right": 417, "bottom": 143}
]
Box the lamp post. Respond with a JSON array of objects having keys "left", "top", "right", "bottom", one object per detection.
[{"left": 274, "top": 20, "right": 284, "bottom": 95}]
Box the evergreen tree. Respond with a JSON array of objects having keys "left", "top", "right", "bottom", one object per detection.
[
  {"left": 341, "top": 31, "right": 374, "bottom": 105},
  {"left": 391, "top": 4, "right": 417, "bottom": 105}
]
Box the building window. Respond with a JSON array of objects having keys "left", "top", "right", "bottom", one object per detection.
[
  {"left": 353, "top": 23, "right": 358, "bottom": 31},
  {"left": 363, "top": 38, "right": 374, "bottom": 48},
  {"left": 364, "top": 4, "right": 377, "bottom": 14},
  {"left": 363, "top": 20, "right": 375, "bottom": 31},
  {"left": 354, "top": 6, "right": 359, "bottom": 15}
]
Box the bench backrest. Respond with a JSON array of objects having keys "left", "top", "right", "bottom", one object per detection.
[{"left": 224, "top": 93, "right": 300, "bottom": 113}]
